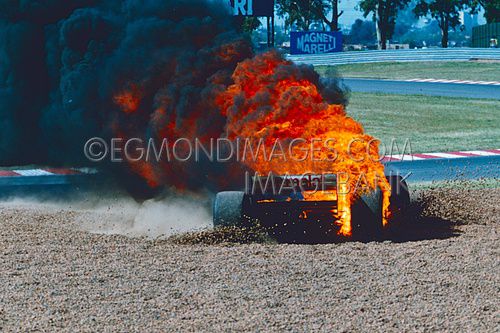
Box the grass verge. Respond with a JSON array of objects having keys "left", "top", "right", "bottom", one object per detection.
[
  {"left": 347, "top": 92, "right": 500, "bottom": 153},
  {"left": 317, "top": 61, "right": 500, "bottom": 82}
]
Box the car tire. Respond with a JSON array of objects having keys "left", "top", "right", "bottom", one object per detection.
[{"left": 213, "top": 191, "right": 248, "bottom": 228}]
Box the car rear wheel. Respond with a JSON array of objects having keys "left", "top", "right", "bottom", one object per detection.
[
  {"left": 213, "top": 191, "right": 249, "bottom": 228},
  {"left": 351, "top": 190, "right": 384, "bottom": 240},
  {"left": 386, "top": 175, "right": 411, "bottom": 226}
]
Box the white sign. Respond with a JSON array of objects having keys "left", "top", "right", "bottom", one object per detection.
[{"left": 229, "top": 0, "right": 253, "bottom": 15}]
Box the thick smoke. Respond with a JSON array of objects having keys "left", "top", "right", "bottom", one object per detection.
[
  {"left": 0, "top": 0, "right": 348, "bottom": 197},
  {"left": 1, "top": 0, "right": 96, "bottom": 164},
  {"left": 0, "top": 0, "right": 250, "bottom": 166}
]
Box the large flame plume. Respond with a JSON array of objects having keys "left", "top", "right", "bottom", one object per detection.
[
  {"left": 215, "top": 51, "right": 391, "bottom": 236},
  {"left": 115, "top": 51, "right": 391, "bottom": 236}
]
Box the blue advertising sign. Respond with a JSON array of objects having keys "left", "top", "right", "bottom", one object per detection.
[{"left": 290, "top": 31, "right": 343, "bottom": 55}]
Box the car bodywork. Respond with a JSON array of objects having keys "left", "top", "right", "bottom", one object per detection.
[{"left": 213, "top": 171, "right": 410, "bottom": 242}]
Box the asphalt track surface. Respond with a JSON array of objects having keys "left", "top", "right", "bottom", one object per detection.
[
  {"left": 385, "top": 155, "right": 500, "bottom": 183},
  {"left": 343, "top": 78, "right": 500, "bottom": 99}
]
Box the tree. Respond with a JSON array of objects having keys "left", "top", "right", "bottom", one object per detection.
[
  {"left": 414, "top": 0, "right": 473, "bottom": 48},
  {"left": 473, "top": 0, "right": 500, "bottom": 23},
  {"left": 276, "top": 0, "right": 344, "bottom": 32},
  {"left": 316, "top": 1, "right": 344, "bottom": 31},
  {"left": 358, "top": 0, "right": 412, "bottom": 49},
  {"left": 347, "top": 19, "right": 377, "bottom": 44},
  {"left": 233, "top": 16, "right": 262, "bottom": 33},
  {"left": 241, "top": 17, "right": 262, "bottom": 33},
  {"left": 393, "top": 3, "right": 420, "bottom": 40},
  {"left": 276, "top": 0, "right": 323, "bottom": 31}
]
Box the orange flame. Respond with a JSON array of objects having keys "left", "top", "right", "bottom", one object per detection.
[
  {"left": 216, "top": 51, "right": 391, "bottom": 236},
  {"left": 114, "top": 84, "right": 143, "bottom": 114},
  {"left": 112, "top": 49, "right": 391, "bottom": 237}
]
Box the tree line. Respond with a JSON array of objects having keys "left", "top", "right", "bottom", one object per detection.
[{"left": 276, "top": 0, "right": 500, "bottom": 49}]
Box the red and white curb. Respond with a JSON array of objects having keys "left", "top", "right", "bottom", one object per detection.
[
  {"left": 402, "top": 78, "right": 500, "bottom": 86},
  {"left": 382, "top": 149, "right": 500, "bottom": 162},
  {"left": 0, "top": 168, "right": 98, "bottom": 177},
  {"left": 0, "top": 149, "right": 498, "bottom": 177}
]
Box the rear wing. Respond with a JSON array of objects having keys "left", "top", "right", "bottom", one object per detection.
[{"left": 247, "top": 173, "right": 337, "bottom": 196}]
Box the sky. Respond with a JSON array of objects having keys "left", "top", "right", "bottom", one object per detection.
[
  {"left": 339, "top": 0, "right": 365, "bottom": 28},
  {"left": 338, "top": 1, "right": 486, "bottom": 28},
  {"left": 271, "top": 0, "right": 486, "bottom": 32},
  {"left": 273, "top": 0, "right": 365, "bottom": 30}
]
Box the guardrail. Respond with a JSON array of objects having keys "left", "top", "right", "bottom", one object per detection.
[{"left": 287, "top": 48, "right": 500, "bottom": 66}]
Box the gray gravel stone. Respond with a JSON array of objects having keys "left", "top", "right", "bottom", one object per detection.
[{"left": 0, "top": 189, "right": 498, "bottom": 332}]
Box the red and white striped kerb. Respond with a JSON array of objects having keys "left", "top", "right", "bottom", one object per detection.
[
  {"left": 382, "top": 149, "right": 500, "bottom": 162},
  {"left": 0, "top": 168, "right": 98, "bottom": 177}
]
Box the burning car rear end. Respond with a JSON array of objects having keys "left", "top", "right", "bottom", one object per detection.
[{"left": 213, "top": 172, "right": 410, "bottom": 243}]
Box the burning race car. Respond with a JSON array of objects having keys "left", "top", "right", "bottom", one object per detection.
[{"left": 213, "top": 171, "right": 410, "bottom": 242}]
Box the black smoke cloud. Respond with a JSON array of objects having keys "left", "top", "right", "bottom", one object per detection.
[
  {"left": 0, "top": 0, "right": 252, "bottom": 167},
  {"left": 0, "top": 0, "right": 348, "bottom": 197}
]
